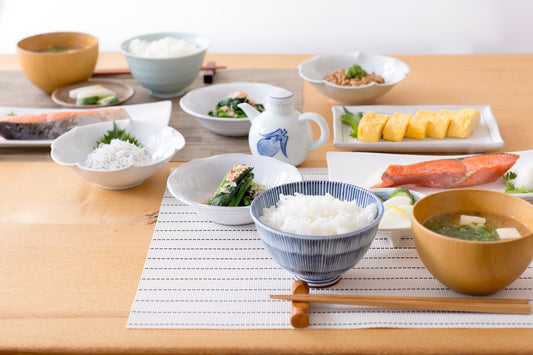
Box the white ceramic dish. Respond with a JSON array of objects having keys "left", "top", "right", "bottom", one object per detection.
[
  {"left": 51, "top": 119, "right": 185, "bottom": 190},
  {"left": 332, "top": 105, "right": 504, "bottom": 153},
  {"left": 298, "top": 52, "right": 409, "bottom": 104},
  {"left": 327, "top": 150, "right": 533, "bottom": 202},
  {"left": 167, "top": 153, "right": 303, "bottom": 225},
  {"left": 179, "top": 82, "right": 284, "bottom": 136},
  {"left": 0, "top": 101, "right": 172, "bottom": 147},
  {"left": 371, "top": 187, "right": 425, "bottom": 248}
]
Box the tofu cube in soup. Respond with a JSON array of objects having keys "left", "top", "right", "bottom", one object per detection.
[
  {"left": 496, "top": 228, "right": 522, "bottom": 239},
  {"left": 460, "top": 214, "right": 486, "bottom": 227}
]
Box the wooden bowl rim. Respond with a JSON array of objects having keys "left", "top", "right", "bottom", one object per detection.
[{"left": 17, "top": 32, "right": 98, "bottom": 54}]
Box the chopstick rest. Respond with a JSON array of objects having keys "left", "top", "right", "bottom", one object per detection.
[
  {"left": 203, "top": 61, "right": 217, "bottom": 84},
  {"left": 271, "top": 293, "right": 531, "bottom": 315},
  {"left": 290, "top": 280, "right": 309, "bottom": 328}
]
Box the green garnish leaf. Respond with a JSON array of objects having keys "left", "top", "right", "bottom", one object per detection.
[
  {"left": 503, "top": 171, "right": 533, "bottom": 194},
  {"left": 340, "top": 107, "right": 362, "bottom": 138},
  {"left": 96, "top": 121, "right": 142, "bottom": 148},
  {"left": 343, "top": 64, "right": 368, "bottom": 79}
]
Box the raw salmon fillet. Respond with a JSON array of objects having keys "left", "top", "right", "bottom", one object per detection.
[
  {"left": 0, "top": 107, "right": 131, "bottom": 140},
  {"left": 372, "top": 153, "right": 519, "bottom": 189}
]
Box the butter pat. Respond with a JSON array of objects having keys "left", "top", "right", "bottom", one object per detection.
[
  {"left": 383, "top": 113, "right": 412, "bottom": 142},
  {"left": 357, "top": 112, "right": 389, "bottom": 142},
  {"left": 447, "top": 109, "right": 481, "bottom": 138},
  {"left": 405, "top": 110, "right": 435, "bottom": 140},
  {"left": 427, "top": 110, "right": 453, "bottom": 139}
]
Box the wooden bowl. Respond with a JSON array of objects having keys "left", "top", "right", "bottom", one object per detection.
[
  {"left": 411, "top": 189, "right": 533, "bottom": 295},
  {"left": 17, "top": 32, "right": 98, "bottom": 93}
]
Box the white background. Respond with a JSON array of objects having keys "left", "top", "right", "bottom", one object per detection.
[{"left": 0, "top": 0, "right": 531, "bottom": 55}]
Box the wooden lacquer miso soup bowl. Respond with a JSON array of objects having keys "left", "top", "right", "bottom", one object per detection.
[
  {"left": 411, "top": 189, "right": 533, "bottom": 296},
  {"left": 17, "top": 32, "right": 98, "bottom": 93}
]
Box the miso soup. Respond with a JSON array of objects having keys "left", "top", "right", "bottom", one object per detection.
[
  {"left": 34, "top": 45, "right": 84, "bottom": 54},
  {"left": 424, "top": 211, "right": 530, "bottom": 241}
]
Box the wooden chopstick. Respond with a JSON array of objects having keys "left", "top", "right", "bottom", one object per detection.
[
  {"left": 92, "top": 65, "right": 227, "bottom": 77},
  {"left": 270, "top": 294, "right": 531, "bottom": 314}
]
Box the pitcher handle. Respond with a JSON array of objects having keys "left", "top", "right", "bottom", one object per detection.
[{"left": 298, "top": 113, "right": 330, "bottom": 151}]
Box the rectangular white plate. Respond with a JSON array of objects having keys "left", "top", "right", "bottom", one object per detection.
[
  {"left": 332, "top": 105, "right": 504, "bottom": 153},
  {"left": 0, "top": 101, "right": 172, "bottom": 148},
  {"left": 327, "top": 150, "right": 533, "bottom": 202}
]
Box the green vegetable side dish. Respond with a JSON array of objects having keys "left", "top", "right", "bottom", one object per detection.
[
  {"left": 343, "top": 64, "right": 368, "bottom": 80},
  {"left": 208, "top": 164, "right": 265, "bottom": 207},
  {"left": 96, "top": 121, "right": 142, "bottom": 148},
  {"left": 340, "top": 107, "right": 363, "bottom": 138},
  {"left": 208, "top": 91, "right": 264, "bottom": 118},
  {"left": 424, "top": 212, "right": 499, "bottom": 241},
  {"left": 503, "top": 171, "right": 533, "bottom": 194}
]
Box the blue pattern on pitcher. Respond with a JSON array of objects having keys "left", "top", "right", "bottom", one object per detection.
[{"left": 256, "top": 129, "right": 288, "bottom": 157}]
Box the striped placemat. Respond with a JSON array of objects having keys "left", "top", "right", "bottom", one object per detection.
[{"left": 127, "top": 168, "right": 533, "bottom": 329}]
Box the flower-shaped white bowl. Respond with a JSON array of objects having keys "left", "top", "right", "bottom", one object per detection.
[
  {"left": 51, "top": 120, "right": 185, "bottom": 190},
  {"left": 298, "top": 52, "right": 409, "bottom": 104},
  {"left": 167, "top": 153, "right": 303, "bottom": 225},
  {"left": 371, "top": 188, "right": 425, "bottom": 247},
  {"left": 179, "top": 82, "right": 284, "bottom": 137}
]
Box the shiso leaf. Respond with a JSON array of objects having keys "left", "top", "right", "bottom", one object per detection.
[
  {"left": 96, "top": 121, "right": 143, "bottom": 148},
  {"left": 340, "top": 107, "right": 362, "bottom": 138}
]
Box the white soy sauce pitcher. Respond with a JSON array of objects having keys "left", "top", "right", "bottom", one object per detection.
[{"left": 238, "top": 89, "right": 329, "bottom": 166}]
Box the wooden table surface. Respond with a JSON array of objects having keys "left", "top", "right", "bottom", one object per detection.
[{"left": 1, "top": 53, "right": 532, "bottom": 354}]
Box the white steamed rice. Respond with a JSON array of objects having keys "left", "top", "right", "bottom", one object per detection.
[
  {"left": 260, "top": 193, "right": 377, "bottom": 236},
  {"left": 83, "top": 139, "right": 152, "bottom": 170},
  {"left": 128, "top": 37, "right": 200, "bottom": 58}
]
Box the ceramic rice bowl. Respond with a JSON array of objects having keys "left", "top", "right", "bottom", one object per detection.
[
  {"left": 121, "top": 32, "right": 209, "bottom": 98},
  {"left": 250, "top": 180, "right": 384, "bottom": 287}
]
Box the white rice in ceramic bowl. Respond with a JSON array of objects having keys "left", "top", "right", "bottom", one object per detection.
[
  {"left": 128, "top": 37, "right": 200, "bottom": 58},
  {"left": 250, "top": 180, "right": 384, "bottom": 287},
  {"left": 260, "top": 193, "right": 377, "bottom": 236}
]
